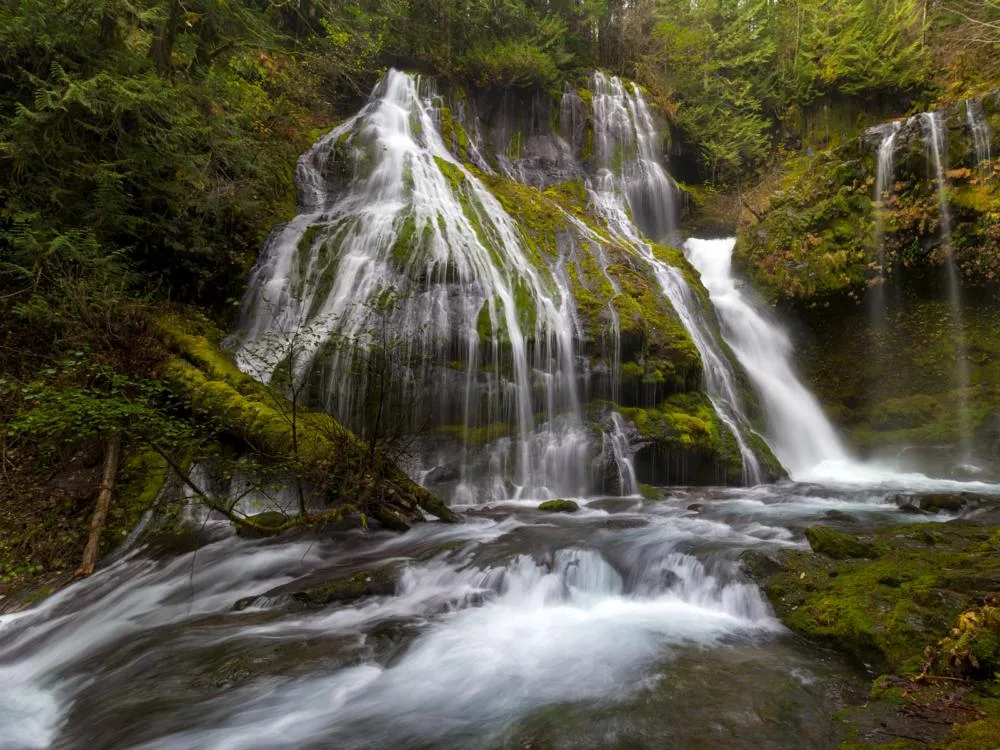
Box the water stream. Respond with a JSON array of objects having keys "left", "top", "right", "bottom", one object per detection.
[
  {"left": 921, "top": 111, "right": 972, "bottom": 458},
  {"left": 585, "top": 75, "right": 764, "bottom": 485},
  {"left": 870, "top": 121, "right": 901, "bottom": 331},
  {"left": 233, "top": 70, "right": 592, "bottom": 503},
  {"left": 683, "top": 238, "right": 849, "bottom": 480},
  {"left": 7, "top": 481, "right": 987, "bottom": 750},
  {"left": 967, "top": 98, "right": 992, "bottom": 170}
]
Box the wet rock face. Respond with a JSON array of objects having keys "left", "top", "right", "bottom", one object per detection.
[
  {"left": 443, "top": 84, "right": 586, "bottom": 189},
  {"left": 738, "top": 88, "right": 1000, "bottom": 307}
]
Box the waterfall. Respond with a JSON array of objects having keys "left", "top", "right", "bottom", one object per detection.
[
  {"left": 233, "top": 70, "right": 591, "bottom": 502},
  {"left": 966, "top": 98, "right": 992, "bottom": 171},
  {"left": 584, "top": 74, "right": 764, "bottom": 485},
  {"left": 684, "top": 238, "right": 849, "bottom": 478},
  {"left": 868, "top": 121, "right": 902, "bottom": 405},
  {"left": 921, "top": 111, "right": 972, "bottom": 457},
  {"left": 590, "top": 72, "right": 678, "bottom": 243},
  {"left": 872, "top": 121, "right": 901, "bottom": 304},
  {"left": 603, "top": 411, "right": 639, "bottom": 495}
]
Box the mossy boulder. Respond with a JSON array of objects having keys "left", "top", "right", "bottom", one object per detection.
[
  {"left": 290, "top": 566, "right": 399, "bottom": 608},
  {"left": 804, "top": 526, "right": 878, "bottom": 559},
  {"left": 234, "top": 511, "right": 290, "bottom": 538},
  {"left": 538, "top": 499, "right": 580, "bottom": 513},
  {"left": 156, "top": 314, "right": 460, "bottom": 530},
  {"left": 744, "top": 522, "right": 1000, "bottom": 673}
]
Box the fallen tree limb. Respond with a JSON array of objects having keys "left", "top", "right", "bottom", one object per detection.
[{"left": 76, "top": 433, "right": 122, "bottom": 577}]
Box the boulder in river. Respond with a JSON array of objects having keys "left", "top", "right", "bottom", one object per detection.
[{"left": 537, "top": 499, "right": 580, "bottom": 513}]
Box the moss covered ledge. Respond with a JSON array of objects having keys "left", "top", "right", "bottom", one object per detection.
[
  {"left": 156, "top": 314, "right": 459, "bottom": 531},
  {"left": 744, "top": 521, "right": 1000, "bottom": 749}
]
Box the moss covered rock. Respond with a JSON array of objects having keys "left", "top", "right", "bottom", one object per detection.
[
  {"left": 746, "top": 520, "right": 1000, "bottom": 748},
  {"left": 804, "top": 526, "right": 878, "bottom": 559},
  {"left": 745, "top": 522, "right": 1000, "bottom": 673},
  {"left": 537, "top": 499, "right": 580, "bottom": 513},
  {"left": 156, "top": 314, "right": 460, "bottom": 530}
]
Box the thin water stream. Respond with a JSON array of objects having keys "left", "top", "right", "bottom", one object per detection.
[{"left": 921, "top": 111, "right": 973, "bottom": 459}]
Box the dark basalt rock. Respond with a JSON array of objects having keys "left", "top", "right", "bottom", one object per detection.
[{"left": 234, "top": 564, "right": 401, "bottom": 611}]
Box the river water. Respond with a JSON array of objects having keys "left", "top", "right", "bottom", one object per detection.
[{"left": 5, "top": 476, "right": 1000, "bottom": 750}]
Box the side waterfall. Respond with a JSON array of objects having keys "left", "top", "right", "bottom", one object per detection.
[
  {"left": 871, "top": 121, "right": 901, "bottom": 326},
  {"left": 234, "top": 70, "right": 592, "bottom": 502},
  {"left": 590, "top": 72, "right": 678, "bottom": 243},
  {"left": 584, "top": 75, "right": 764, "bottom": 485},
  {"left": 683, "top": 238, "right": 850, "bottom": 479},
  {"left": 967, "top": 98, "right": 992, "bottom": 171},
  {"left": 921, "top": 110, "right": 972, "bottom": 457}
]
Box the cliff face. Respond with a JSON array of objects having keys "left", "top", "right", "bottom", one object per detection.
[
  {"left": 733, "top": 92, "right": 1000, "bottom": 468},
  {"left": 737, "top": 91, "right": 1000, "bottom": 305},
  {"left": 232, "top": 70, "right": 780, "bottom": 501}
]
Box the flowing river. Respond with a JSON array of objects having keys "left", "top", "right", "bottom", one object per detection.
[{"left": 4, "top": 471, "right": 1000, "bottom": 749}]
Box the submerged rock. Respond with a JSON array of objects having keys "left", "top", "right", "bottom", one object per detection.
[
  {"left": 233, "top": 564, "right": 401, "bottom": 611},
  {"left": 537, "top": 499, "right": 580, "bottom": 513}
]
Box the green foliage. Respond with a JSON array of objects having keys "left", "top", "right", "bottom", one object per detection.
[{"left": 642, "top": 0, "right": 932, "bottom": 181}]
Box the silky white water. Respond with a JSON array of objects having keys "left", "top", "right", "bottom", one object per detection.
[
  {"left": 684, "top": 238, "right": 850, "bottom": 478},
  {"left": 584, "top": 74, "right": 764, "bottom": 484},
  {"left": 684, "top": 237, "right": 1000, "bottom": 488},
  {"left": 967, "top": 98, "right": 992, "bottom": 170},
  {"left": 871, "top": 121, "right": 901, "bottom": 323},
  {"left": 4, "top": 483, "right": 939, "bottom": 750},
  {"left": 233, "top": 70, "right": 597, "bottom": 502}
]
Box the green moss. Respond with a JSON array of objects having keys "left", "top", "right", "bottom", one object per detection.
[
  {"left": 746, "top": 522, "right": 1000, "bottom": 674},
  {"left": 438, "top": 105, "right": 470, "bottom": 162},
  {"left": 108, "top": 450, "right": 170, "bottom": 541},
  {"left": 626, "top": 393, "right": 715, "bottom": 446},
  {"left": 537, "top": 499, "right": 580, "bottom": 513},
  {"left": 798, "top": 294, "right": 1000, "bottom": 451},
  {"left": 805, "top": 526, "right": 878, "bottom": 559},
  {"left": 290, "top": 566, "right": 399, "bottom": 608},
  {"left": 156, "top": 315, "right": 459, "bottom": 527},
  {"left": 948, "top": 719, "right": 1000, "bottom": 749},
  {"left": 637, "top": 482, "right": 660, "bottom": 500}
]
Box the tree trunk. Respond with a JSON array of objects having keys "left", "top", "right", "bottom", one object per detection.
[
  {"left": 77, "top": 433, "right": 122, "bottom": 577},
  {"left": 151, "top": 0, "right": 182, "bottom": 74}
]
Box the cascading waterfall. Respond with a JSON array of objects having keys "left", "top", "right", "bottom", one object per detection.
[
  {"left": 967, "top": 98, "right": 992, "bottom": 171},
  {"left": 684, "top": 238, "right": 850, "bottom": 478},
  {"left": 870, "top": 121, "right": 901, "bottom": 326},
  {"left": 584, "top": 75, "right": 764, "bottom": 485},
  {"left": 603, "top": 411, "right": 639, "bottom": 495},
  {"left": 234, "top": 70, "right": 591, "bottom": 502},
  {"left": 921, "top": 110, "right": 972, "bottom": 457},
  {"left": 590, "top": 72, "right": 678, "bottom": 244}
]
